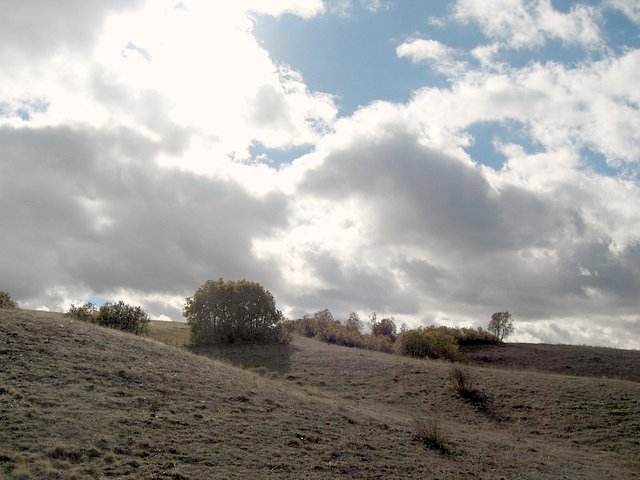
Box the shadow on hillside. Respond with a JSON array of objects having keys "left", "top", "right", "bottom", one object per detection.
[{"left": 190, "top": 342, "right": 298, "bottom": 375}]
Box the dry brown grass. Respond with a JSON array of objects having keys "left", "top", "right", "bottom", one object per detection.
[
  {"left": 464, "top": 342, "right": 640, "bottom": 382},
  {"left": 149, "top": 319, "right": 191, "bottom": 347},
  {"left": 1, "top": 311, "right": 639, "bottom": 479}
]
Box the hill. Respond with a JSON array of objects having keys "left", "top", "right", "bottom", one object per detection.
[
  {"left": 463, "top": 342, "right": 640, "bottom": 383},
  {"left": 1, "top": 311, "right": 639, "bottom": 479}
]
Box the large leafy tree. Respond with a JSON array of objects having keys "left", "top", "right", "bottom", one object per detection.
[
  {"left": 488, "top": 311, "right": 515, "bottom": 342},
  {"left": 183, "top": 279, "right": 285, "bottom": 345}
]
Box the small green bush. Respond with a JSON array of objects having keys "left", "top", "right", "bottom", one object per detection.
[
  {"left": 66, "top": 302, "right": 98, "bottom": 322},
  {"left": 394, "top": 327, "right": 461, "bottom": 361},
  {"left": 66, "top": 301, "right": 149, "bottom": 335},
  {"left": 97, "top": 301, "right": 149, "bottom": 335},
  {"left": 0, "top": 290, "right": 18, "bottom": 309}
]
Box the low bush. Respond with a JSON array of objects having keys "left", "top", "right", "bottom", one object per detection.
[
  {"left": 66, "top": 301, "right": 149, "bottom": 335},
  {"left": 450, "top": 366, "right": 487, "bottom": 404},
  {"left": 97, "top": 301, "right": 150, "bottom": 335},
  {"left": 450, "top": 366, "right": 474, "bottom": 396},
  {"left": 290, "top": 310, "right": 394, "bottom": 353},
  {"left": 394, "top": 327, "right": 461, "bottom": 361},
  {"left": 66, "top": 302, "right": 98, "bottom": 322},
  {"left": 0, "top": 290, "right": 18, "bottom": 309},
  {"left": 413, "top": 417, "right": 449, "bottom": 453},
  {"left": 424, "top": 325, "right": 499, "bottom": 346}
]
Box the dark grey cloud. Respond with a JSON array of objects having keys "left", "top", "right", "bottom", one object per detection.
[
  {"left": 303, "top": 128, "right": 575, "bottom": 257},
  {"left": 0, "top": 125, "right": 288, "bottom": 315},
  {"left": 283, "top": 251, "right": 420, "bottom": 320}
]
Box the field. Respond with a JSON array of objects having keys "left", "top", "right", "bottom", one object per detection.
[{"left": 1, "top": 311, "right": 639, "bottom": 479}]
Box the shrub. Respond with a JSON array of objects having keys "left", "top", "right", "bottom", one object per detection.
[
  {"left": 361, "top": 333, "right": 394, "bottom": 353},
  {"left": 66, "top": 302, "right": 98, "bottom": 322},
  {"left": 290, "top": 310, "right": 395, "bottom": 353},
  {"left": 394, "top": 327, "right": 461, "bottom": 361},
  {"left": 450, "top": 366, "right": 474, "bottom": 396},
  {"left": 66, "top": 301, "right": 149, "bottom": 335},
  {"left": 292, "top": 310, "right": 366, "bottom": 348},
  {"left": 183, "top": 278, "right": 287, "bottom": 345},
  {"left": 450, "top": 366, "right": 487, "bottom": 404},
  {"left": 453, "top": 326, "right": 500, "bottom": 346},
  {"left": 413, "top": 417, "right": 449, "bottom": 452},
  {"left": 97, "top": 301, "right": 149, "bottom": 335},
  {"left": 0, "top": 290, "right": 18, "bottom": 309}
]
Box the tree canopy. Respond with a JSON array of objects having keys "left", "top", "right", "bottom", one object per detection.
[
  {"left": 183, "top": 279, "right": 286, "bottom": 345},
  {"left": 488, "top": 311, "right": 515, "bottom": 342}
]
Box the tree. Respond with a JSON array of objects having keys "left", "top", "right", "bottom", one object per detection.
[
  {"left": 345, "top": 312, "right": 363, "bottom": 334},
  {"left": 488, "top": 311, "right": 514, "bottom": 342},
  {"left": 0, "top": 291, "right": 18, "bottom": 309},
  {"left": 311, "top": 308, "right": 336, "bottom": 324},
  {"left": 183, "top": 278, "right": 286, "bottom": 345},
  {"left": 370, "top": 314, "right": 397, "bottom": 341}
]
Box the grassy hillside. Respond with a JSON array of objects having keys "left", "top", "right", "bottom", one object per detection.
[
  {"left": 1, "top": 312, "right": 639, "bottom": 479},
  {"left": 463, "top": 342, "right": 640, "bottom": 382}
]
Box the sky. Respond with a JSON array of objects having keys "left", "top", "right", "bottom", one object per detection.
[{"left": 1, "top": 0, "right": 640, "bottom": 348}]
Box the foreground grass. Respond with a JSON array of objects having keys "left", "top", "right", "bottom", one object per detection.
[{"left": 1, "top": 312, "right": 639, "bottom": 479}]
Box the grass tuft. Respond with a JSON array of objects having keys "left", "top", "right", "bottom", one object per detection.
[
  {"left": 412, "top": 418, "right": 450, "bottom": 453},
  {"left": 450, "top": 366, "right": 487, "bottom": 404}
]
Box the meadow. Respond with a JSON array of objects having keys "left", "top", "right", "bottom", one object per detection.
[{"left": 1, "top": 310, "right": 639, "bottom": 479}]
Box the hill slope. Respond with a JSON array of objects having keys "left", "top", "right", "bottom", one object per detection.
[
  {"left": 463, "top": 342, "right": 640, "bottom": 382},
  {"left": 1, "top": 311, "right": 639, "bottom": 479}
]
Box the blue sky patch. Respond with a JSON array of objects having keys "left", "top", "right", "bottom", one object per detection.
[
  {"left": 252, "top": 2, "right": 468, "bottom": 116},
  {"left": 464, "top": 121, "right": 544, "bottom": 171},
  {"left": 0, "top": 98, "right": 49, "bottom": 121},
  {"left": 249, "top": 142, "right": 315, "bottom": 168}
]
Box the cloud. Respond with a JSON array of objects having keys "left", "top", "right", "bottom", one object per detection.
[
  {"left": 0, "top": 0, "right": 144, "bottom": 64},
  {"left": 0, "top": 126, "right": 288, "bottom": 316},
  {"left": 1, "top": 0, "right": 639, "bottom": 349},
  {"left": 396, "top": 38, "right": 455, "bottom": 63},
  {"left": 246, "top": 0, "right": 325, "bottom": 19},
  {"left": 281, "top": 120, "right": 638, "bottom": 344},
  {"left": 404, "top": 49, "right": 640, "bottom": 166},
  {"left": 452, "top": 0, "right": 603, "bottom": 50},
  {"left": 605, "top": 0, "right": 640, "bottom": 24}
]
